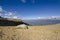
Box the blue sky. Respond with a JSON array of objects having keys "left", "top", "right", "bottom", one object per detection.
[{"left": 0, "top": 0, "right": 60, "bottom": 19}]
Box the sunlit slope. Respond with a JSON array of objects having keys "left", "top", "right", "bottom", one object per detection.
[{"left": 0, "top": 24, "right": 60, "bottom": 40}]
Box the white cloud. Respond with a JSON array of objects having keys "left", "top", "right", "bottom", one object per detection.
[
  {"left": 23, "top": 16, "right": 60, "bottom": 20},
  {"left": 13, "top": 16, "right": 18, "bottom": 19},
  {"left": 12, "top": 16, "right": 19, "bottom": 19},
  {"left": 20, "top": 0, "right": 35, "bottom": 3},
  {"left": 37, "top": 16, "right": 60, "bottom": 20},
  {"left": 0, "top": 6, "right": 3, "bottom": 12},
  {"left": 4, "top": 12, "right": 13, "bottom": 18},
  {"left": 21, "top": 0, "right": 26, "bottom": 3},
  {"left": 0, "top": 6, "right": 21, "bottom": 20},
  {"left": 8, "top": 12, "right": 14, "bottom": 16},
  {"left": 0, "top": 13, "right": 2, "bottom": 16},
  {"left": 51, "top": 16, "right": 60, "bottom": 19},
  {"left": 4, "top": 12, "right": 21, "bottom": 19},
  {"left": 5, "top": 12, "right": 14, "bottom": 17}
]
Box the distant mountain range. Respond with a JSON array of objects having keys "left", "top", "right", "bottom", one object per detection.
[
  {"left": 23, "top": 16, "right": 60, "bottom": 26},
  {"left": 24, "top": 16, "right": 60, "bottom": 20}
]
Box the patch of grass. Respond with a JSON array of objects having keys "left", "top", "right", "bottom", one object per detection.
[{"left": 0, "top": 24, "right": 60, "bottom": 40}]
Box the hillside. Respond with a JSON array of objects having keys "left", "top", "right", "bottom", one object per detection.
[
  {"left": 0, "top": 16, "right": 29, "bottom": 26},
  {"left": 0, "top": 24, "right": 60, "bottom": 40}
]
